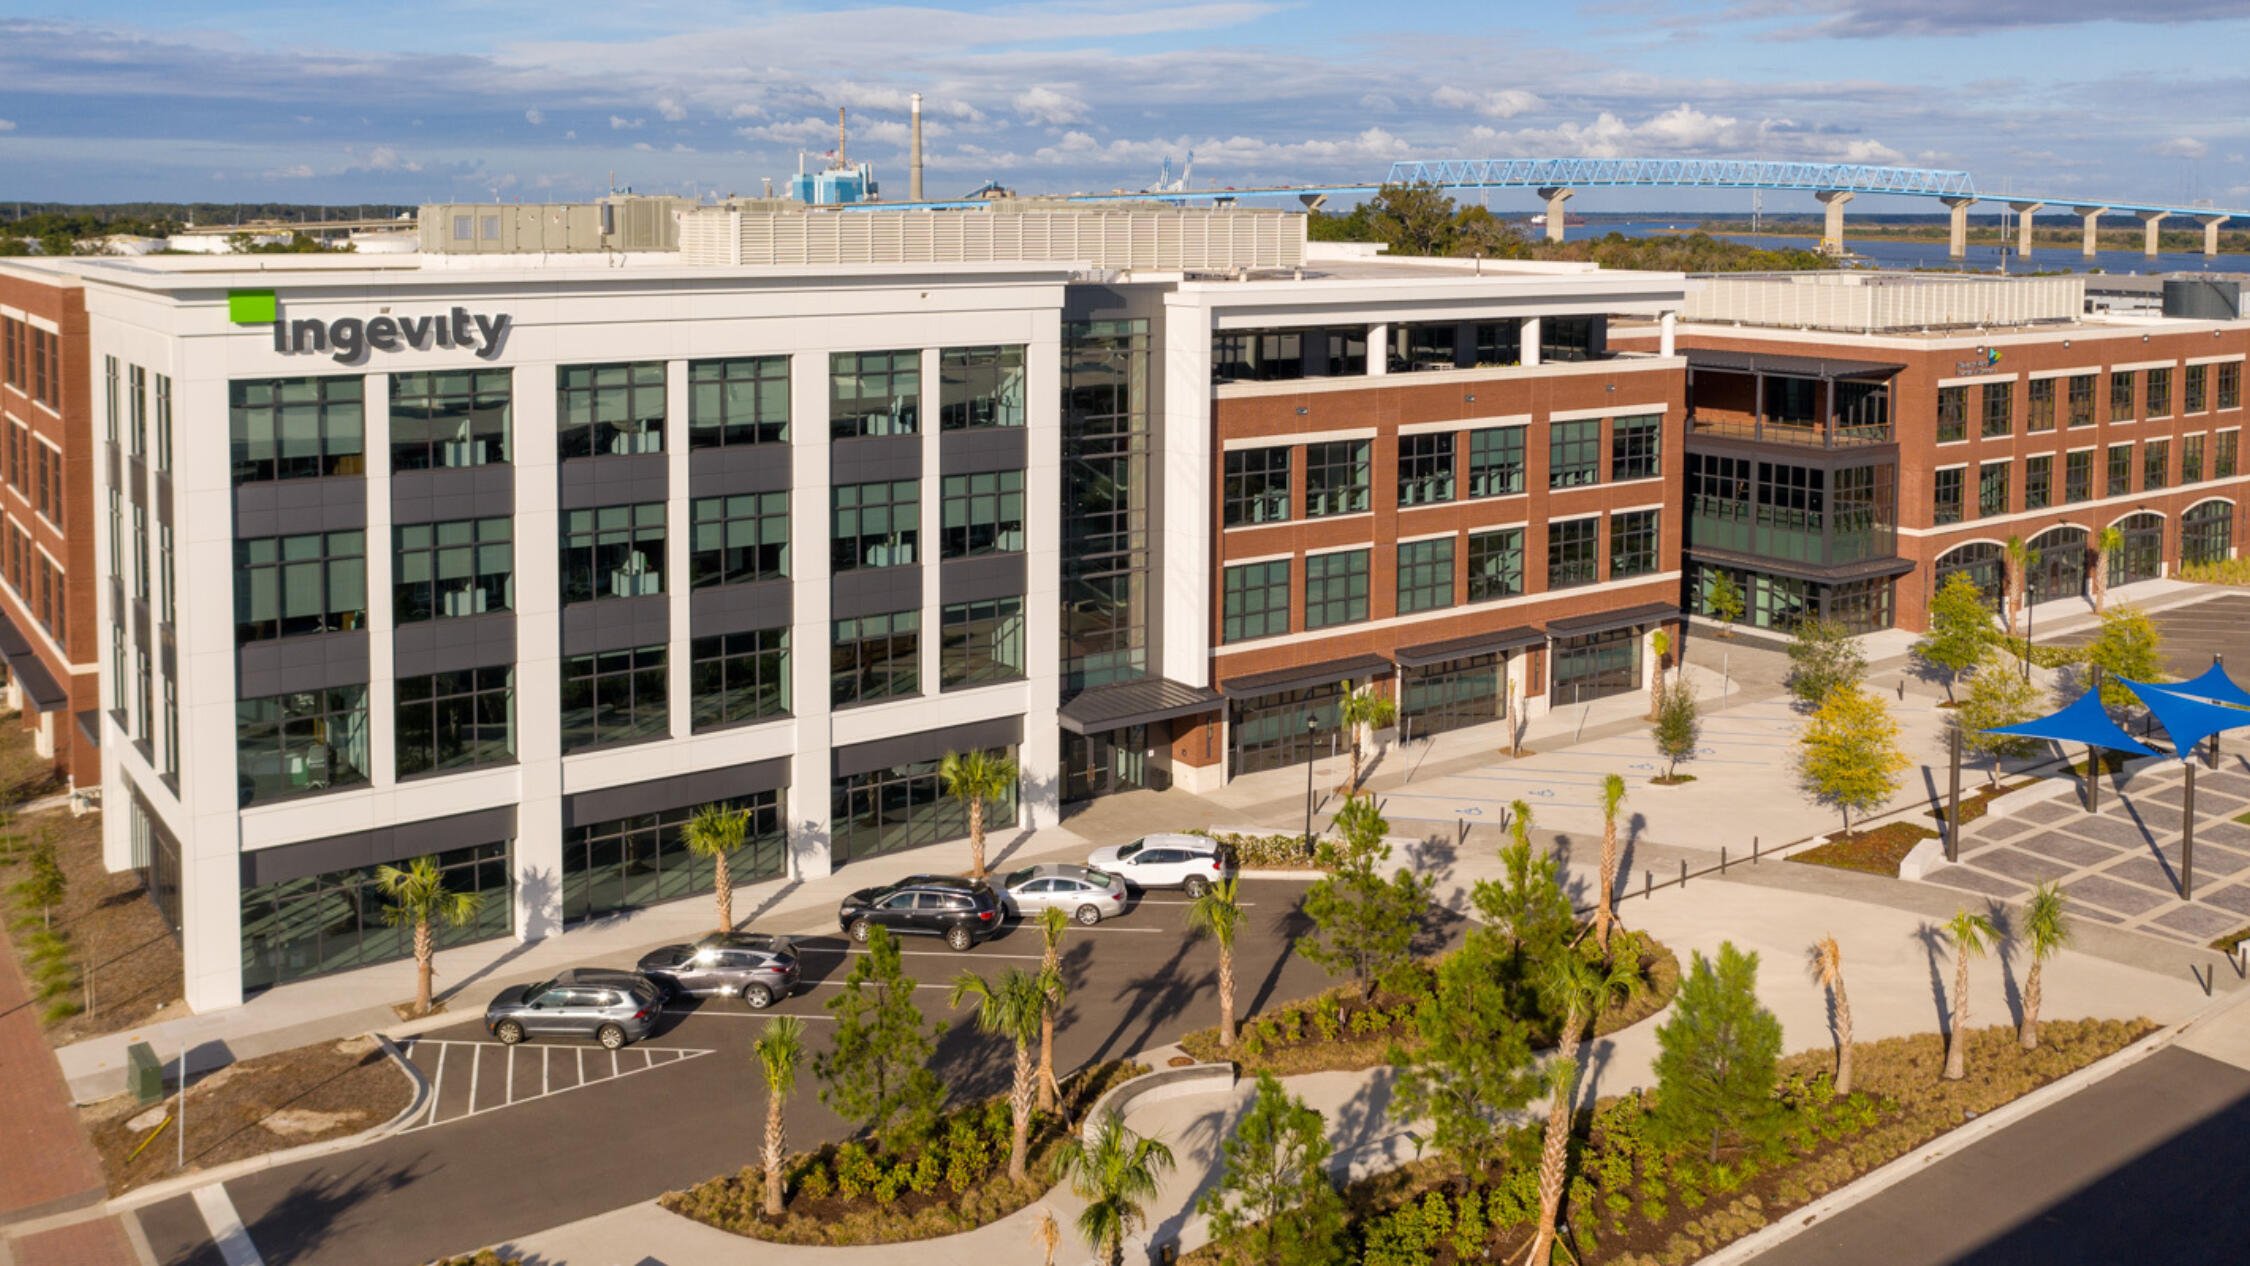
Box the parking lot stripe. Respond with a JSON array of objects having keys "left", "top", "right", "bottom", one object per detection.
[
  {"left": 425, "top": 1044, "right": 446, "bottom": 1127},
  {"left": 468, "top": 1044, "right": 481, "bottom": 1112},
  {"left": 576, "top": 1048, "right": 584, "bottom": 1085},
  {"left": 191, "top": 1183, "right": 265, "bottom": 1266},
  {"left": 611, "top": 1049, "right": 620, "bottom": 1079},
  {"left": 506, "top": 1045, "right": 515, "bottom": 1102},
  {"left": 806, "top": 945, "right": 1054, "bottom": 962},
  {"left": 541, "top": 1046, "right": 549, "bottom": 1095},
  {"left": 398, "top": 1040, "right": 716, "bottom": 1132}
]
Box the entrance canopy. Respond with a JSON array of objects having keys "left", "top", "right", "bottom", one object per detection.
[{"left": 1983, "top": 688, "right": 2157, "bottom": 758}]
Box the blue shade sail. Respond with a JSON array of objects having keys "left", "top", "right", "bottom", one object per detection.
[
  {"left": 2118, "top": 678, "right": 2250, "bottom": 759},
  {"left": 2145, "top": 662, "right": 2250, "bottom": 712},
  {"left": 1982, "top": 688, "right": 2157, "bottom": 757}
]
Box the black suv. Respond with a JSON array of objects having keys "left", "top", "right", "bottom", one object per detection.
[
  {"left": 838, "top": 875, "right": 1001, "bottom": 951},
  {"left": 636, "top": 932, "right": 802, "bottom": 1009}
]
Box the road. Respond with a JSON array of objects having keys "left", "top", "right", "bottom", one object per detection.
[
  {"left": 1749, "top": 1046, "right": 2250, "bottom": 1265},
  {"left": 134, "top": 877, "right": 1431, "bottom": 1266}
]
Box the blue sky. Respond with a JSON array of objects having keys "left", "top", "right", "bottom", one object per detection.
[{"left": 0, "top": 0, "right": 2244, "bottom": 217}]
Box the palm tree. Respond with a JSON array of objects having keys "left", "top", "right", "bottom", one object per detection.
[
  {"left": 1595, "top": 774, "right": 1628, "bottom": 955},
  {"left": 1810, "top": 935, "right": 1853, "bottom": 1096},
  {"left": 2002, "top": 535, "right": 2037, "bottom": 640},
  {"left": 1646, "top": 628, "right": 1672, "bottom": 721},
  {"left": 940, "top": 749, "right": 1018, "bottom": 880},
  {"left": 681, "top": 802, "right": 750, "bottom": 933},
  {"left": 754, "top": 1015, "right": 806, "bottom": 1217},
  {"left": 950, "top": 968, "right": 1051, "bottom": 1181},
  {"left": 1941, "top": 909, "right": 1998, "bottom": 1080},
  {"left": 2091, "top": 526, "right": 2124, "bottom": 613},
  {"left": 1339, "top": 682, "right": 1398, "bottom": 792},
  {"left": 1186, "top": 877, "right": 1245, "bottom": 1049},
  {"left": 374, "top": 855, "right": 485, "bottom": 1017},
  {"left": 2019, "top": 884, "right": 2071, "bottom": 1050},
  {"left": 1525, "top": 951, "right": 1643, "bottom": 1266},
  {"left": 1033, "top": 1206, "right": 1062, "bottom": 1266},
  {"left": 1036, "top": 906, "right": 1070, "bottom": 1111},
  {"left": 1056, "top": 1110, "right": 1177, "bottom": 1266}
]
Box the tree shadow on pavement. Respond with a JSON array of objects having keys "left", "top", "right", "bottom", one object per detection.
[
  {"left": 240, "top": 1155, "right": 432, "bottom": 1265},
  {"left": 1085, "top": 935, "right": 1205, "bottom": 1066},
  {"left": 1913, "top": 922, "right": 1953, "bottom": 1035},
  {"left": 1988, "top": 900, "right": 2026, "bottom": 1030}
]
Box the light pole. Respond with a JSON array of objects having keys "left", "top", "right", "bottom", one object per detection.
[{"left": 1302, "top": 715, "right": 1320, "bottom": 856}]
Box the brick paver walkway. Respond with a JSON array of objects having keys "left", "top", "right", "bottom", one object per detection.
[
  {"left": 0, "top": 919, "right": 110, "bottom": 1225},
  {"left": 5, "top": 1216, "right": 139, "bottom": 1266},
  {"left": 1929, "top": 762, "right": 2250, "bottom": 945}
]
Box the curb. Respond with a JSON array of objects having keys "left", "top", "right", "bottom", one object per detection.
[
  {"left": 1689, "top": 989, "right": 2250, "bottom": 1266},
  {"left": 105, "top": 1031, "right": 430, "bottom": 1213},
  {"left": 1079, "top": 1058, "right": 1236, "bottom": 1144}
]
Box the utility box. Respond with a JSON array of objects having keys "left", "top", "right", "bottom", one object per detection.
[{"left": 126, "top": 1041, "right": 163, "bottom": 1105}]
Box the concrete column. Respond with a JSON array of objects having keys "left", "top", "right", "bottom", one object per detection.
[
  {"left": 2009, "top": 202, "right": 2044, "bottom": 258},
  {"left": 1520, "top": 316, "right": 1542, "bottom": 368},
  {"left": 1658, "top": 311, "right": 1677, "bottom": 358},
  {"left": 510, "top": 363, "right": 565, "bottom": 940},
  {"left": 2140, "top": 210, "right": 2168, "bottom": 256},
  {"left": 2074, "top": 206, "right": 2105, "bottom": 258},
  {"left": 1815, "top": 190, "right": 1853, "bottom": 256},
  {"left": 1535, "top": 187, "right": 1573, "bottom": 243},
  {"left": 1366, "top": 322, "right": 1388, "bottom": 377},
  {"left": 787, "top": 353, "right": 836, "bottom": 880},
  {"left": 1942, "top": 197, "right": 1975, "bottom": 260},
  {"left": 2201, "top": 215, "right": 2229, "bottom": 257}
]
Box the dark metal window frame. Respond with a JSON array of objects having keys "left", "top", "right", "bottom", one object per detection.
[
  {"left": 1467, "top": 526, "right": 1524, "bottom": 602},
  {"left": 832, "top": 479, "right": 919, "bottom": 571},
  {"left": 940, "top": 597, "right": 1026, "bottom": 689},
  {"left": 830, "top": 349, "right": 921, "bottom": 439},
  {"left": 940, "top": 469, "right": 1026, "bottom": 559},
  {"left": 1398, "top": 433, "right": 1457, "bottom": 507},
  {"left": 560, "top": 503, "right": 666, "bottom": 605},
  {"left": 939, "top": 345, "right": 1027, "bottom": 430},
  {"left": 560, "top": 644, "right": 668, "bottom": 752},
  {"left": 234, "top": 529, "right": 367, "bottom": 644},
  {"left": 236, "top": 685, "right": 372, "bottom": 804},
  {"left": 1610, "top": 414, "right": 1662, "bottom": 481},
  {"left": 1466, "top": 426, "right": 1525, "bottom": 498},
  {"left": 230, "top": 376, "right": 365, "bottom": 484},
  {"left": 1304, "top": 548, "right": 1370, "bottom": 629},
  {"left": 557, "top": 361, "right": 665, "bottom": 460},
  {"left": 1220, "top": 559, "right": 1290, "bottom": 643},
  {"left": 1222, "top": 447, "right": 1292, "bottom": 527},
  {"left": 395, "top": 517, "right": 513, "bottom": 622},
  {"left": 689, "top": 491, "right": 789, "bottom": 588},
  {"left": 1547, "top": 517, "right": 1599, "bottom": 589},
  {"left": 1549, "top": 418, "right": 1601, "bottom": 489},
  {"left": 391, "top": 369, "right": 512, "bottom": 470},
  {"left": 832, "top": 610, "right": 920, "bottom": 707},
  {"left": 688, "top": 355, "right": 790, "bottom": 448},
  {"left": 1304, "top": 440, "right": 1372, "bottom": 518},
  {"left": 396, "top": 665, "right": 516, "bottom": 778},
  {"left": 1395, "top": 537, "right": 1455, "bottom": 614},
  {"left": 690, "top": 628, "right": 791, "bottom": 730},
  {"left": 1609, "top": 508, "right": 1659, "bottom": 578}
]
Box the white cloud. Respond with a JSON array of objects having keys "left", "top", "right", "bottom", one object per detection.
[
  {"left": 563, "top": 130, "right": 577, "bottom": 140},
  {"left": 1431, "top": 86, "right": 1543, "bottom": 119},
  {"left": 524, "top": 108, "right": 545, "bottom": 125},
  {"left": 742, "top": 116, "right": 839, "bottom": 146},
  {"left": 1471, "top": 103, "right": 1903, "bottom": 164},
  {"left": 670, "top": 142, "right": 695, "bottom": 153},
  {"left": 656, "top": 96, "right": 687, "bottom": 121},
  {"left": 0, "top": 120, "right": 16, "bottom": 133},
  {"left": 261, "top": 163, "right": 314, "bottom": 179},
  {"left": 351, "top": 144, "right": 423, "bottom": 173},
  {"left": 729, "top": 103, "right": 764, "bottom": 119},
  {"left": 1013, "top": 85, "right": 1088, "bottom": 126},
  {"left": 632, "top": 141, "right": 655, "bottom": 152},
  {"left": 2153, "top": 136, "right": 2209, "bottom": 159},
  {"left": 609, "top": 115, "right": 643, "bottom": 130},
  {"left": 1359, "top": 93, "right": 1397, "bottom": 112}
]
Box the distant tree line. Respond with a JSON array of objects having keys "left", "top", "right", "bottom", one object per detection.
[
  {"left": 0, "top": 203, "right": 411, "bottom": 257},
  {"left": 1310, "top": 184, "right": 1833, "bottom": 272}
]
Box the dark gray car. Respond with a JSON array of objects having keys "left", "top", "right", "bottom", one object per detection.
[
  {"left": 484, "top": 968, "right": 663, "bottom": 1049},
  {"left": 636, "top": 932, "right": 802, "bottom": 1009}
]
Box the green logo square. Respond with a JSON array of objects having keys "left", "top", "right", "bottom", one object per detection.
[{"left": 228, "top": 289, "right": 278, "bottom": 325}]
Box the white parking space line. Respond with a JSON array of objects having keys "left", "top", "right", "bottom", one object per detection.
[
  {"left": 1131, "top": 898, "right": 1257, "bottom": 906},
  {"left": 506, "top": 1045, "right": 515, "bottom": 1101},
  {"left": 541, "top": 1046, "right": 550, "bottom": 1095},
  {"left": 467, "top": 1044, "right": 481, "bottom": 1112},
  {"left": 664, "top": 1009, "right": 838, "bottom": 1020},
  {"left": 424, "top": 1044, "right": 446, "bottom": 1127},
  {"left": 398, "top": 1038, "right": 715, "bottom": 1132},
  {"left": 805, "top": 945, "right": 1055, "bottom": 961},
  {"left": 191, "top": 1183, "right": 265, "bottom": 1266}
]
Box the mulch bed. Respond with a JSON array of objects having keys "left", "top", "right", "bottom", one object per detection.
[
  {"left": 82, "top": 1035, "right": 410, "bottom": 1194},
  {"left": 1788, "top": 821, "right": 1940, "bottom": 877}
]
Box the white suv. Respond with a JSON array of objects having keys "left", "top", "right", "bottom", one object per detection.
[{"left": 1086, "top": 834, "right": 1236, "bottom": 897}]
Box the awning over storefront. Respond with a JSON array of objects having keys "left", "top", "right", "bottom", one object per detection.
[
  {"left": 1685, "top": 546, "right": 1918, "bottom": 585},
  {"left": 1545, "top": 601, "right": 1681, "bottom": 640},
  {"left": 0, "top": 611, "right": 67, "bottom": 712},
  {"left": 1392, "top": 626, "right": 1545, "bottom": 669},
  {"left": 1685, "top": 348, "right": 1904, "bottom": 381},
  {"left": 1219, "top": 653, "right": 1392, "bottom": 700},
  {"left": 1058, "top": 679, "right": 1223, "bottom": 735}
]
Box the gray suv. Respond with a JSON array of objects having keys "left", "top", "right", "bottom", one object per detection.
[
  {"left": 636, "top": 932, "right": 802, "bottom": 1009},
  {"left": 485, "top": 968, "right": 663, "bottom": 1049}
]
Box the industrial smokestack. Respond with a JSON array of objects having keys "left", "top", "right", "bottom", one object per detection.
[
  {"left": 836, "top": 107, "right": 847, "bottom": 168},
  {"left": 910, "top": 93, "right": 924, "bottom": 202}
]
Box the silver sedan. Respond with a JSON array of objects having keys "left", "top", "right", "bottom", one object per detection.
[{"left": 999, "top": 863, "right": 1130, "bottom": 925}]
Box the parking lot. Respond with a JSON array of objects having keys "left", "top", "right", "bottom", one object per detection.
[{"left": 141, "top": 876, "right": 1411, "bottom": 1266}]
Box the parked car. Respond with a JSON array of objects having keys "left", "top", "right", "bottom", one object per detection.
[
  {"left": 484, "top": 968, "right": 663, "bottom": 1049},
  {"left": 1085, "top": 833, "right": 1236, "bottom": 897},
  {"left": 838, "top": 874, "right": 1002, "bottom": 950},
  {"left": 635, "top": 932, "right": 802, "bottom": 1009},
  {"left": 999, "top": 863, "right": 1129, "bottom": 925}
]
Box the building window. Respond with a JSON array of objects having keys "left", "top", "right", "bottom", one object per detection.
[
  {"left": 2184, "top": 501, "right": 2234, "bottom": 567},
  {"left": 106, "top": 490, "right": 121, "bottom": 586},
  {"left": 1551, "top": 627, "right": 1641, "bottom": 702},
  {"left": 235, "top": 530, "right": 365, "bottom": 644},
  {"left": 1936, "top": 386, "right": 1967, "bottom": 443},
  {"left": 1389, "top": 323, "right": 1461, "bottom": 372},
  {"left": 560, "top": 645, "right": 667, "bottom": 752},
  {"left": 127, "top": 366, "right": 148, "bottom": 457},
  {"left": 134, "top": 649, "right": 151, "bottom": 743},
  {"left": 1467, "top": 527, "right": 1524, "bottom": 601},
  {"left": 396, "top": 518, "right": 513, "bottom": 621},
  {"left": 158, "top": 524, "right": 175, "bottom": 624},
  {"left": 236, "top": 686, "right": 371, "bottom": 804},
  {"left": 562, "top": 795, "right": 781, "bottom": 925},
  {"left": 2065, "top": 450, "right": 2093, "bottom": 503},
  {"left": 1550, "top": 419, "right": 1601, "bottom": 489},
  {"left": 833, "top": 610, "right": 920, "bottom": 707},
  {"left": 1322, "top": 329, "right": 1368, "bottom": 376},
  {"left": 1609, "top": 509, "right": 1659, "bottom": 578},
  {"left": 110, "top": 624, "right": 124, "bottom": 719},
  {"left": 2221, "top": 364, "right": 2242, "bottom": 412},
  {"left": 2149, "top": 366, "right": 2173, "bottom": 417},
  {"left": 1548, "top": 518, "right": 1598, "bottom": 589},
  {"left": 1222, "top": 447, "right": 1291, "bottom": 527},
  {"left": 155, "top": 374, "right": 173, "bottom": 472},
  {"left": 940, "top": 346, "right": 1026, "bottom": 429},
  {"left": 831, "top": 350, "right": 920, "bottom": 439},
  {"left": 832, "top": 750, "right": 1014, "bottom": 865},
  {"left": 1304, "top": 549, "right": 1369, "bottom": 629},
  {"left": 1474, "top": 321, "right": 1522, "bottom": 367},
  {"left": 940, "top": 469, "right": 1026, "bottom": 558},
  {"left": 2185, "top": 434, "right": 2207, "bottom": 484},
  {"left": 1221, "top": 559, "right": 1290, "bottom": 642},
  {"left": 130, "top": 503, "right": 148, "bottom": 599},
  {"left": 1212, "top": 330, "right": 1305, "bottom": 383},
  {"left": 1982, "top": 381, "right": 2012, "bottom": 437},
  {"left": 2187, "top": 364, "right": 2209, "bottom": 414},
  {"left": 689, "top": 629, "right": 790, "bottom": 730},
  {"left": 229, "top": 377, "right": 366, "bottom": 483},
  {"left": 2107, "top": 443, "right": 2133, "bottom": 497},
  {"left": 558, "top": 362, "right": 665, "bottom": 459},
  {"left": 560, "top": 503, "right": 665, "bottom": 603},
  {"left": 104, "top": 356, "right": 118, "bottom": 445},
  {"left": 1304, "top": 441, "right": 1371, "bottom": 517},
  {"left": 2026, "top": 378, "right": 2056, "bottom": 432},
  {"left": 687, "top": 356, "right": 789, "bottom": 448},
  {"left": 1926, "top": 465, "right": 1962, "bottom": 526},
  {"left": 1396, "top": 538, "right": 1455, "bottom": 614},
  {"left": 1966, "top": 461, "right": 2004, "bottom": 519},
  {"left": 1466, "top": 426, "right": 1525, "bottom": 498},
  {"left": 391, "top": 369, "right": 511, "bottom": 469},
  {"left": 832, "top": 480, "right": 919, "bottom": 570},
  {"left": 1611, "top": 414, "right": 1662, "bottom": 480},
  {"left": 1397, "top": 434, "right": 1455, "bottom": 507},
  {"left": 2067, "top": 374, "right": 2096, "bottom": 428},
  {"left": 2024, "top": 454, "right": 2052, "bottom": 510},
  {"left": 940, "top": 597, "right": 1026, "bottom": 689},
  {"left": 1062, "top": 319, "right": 1151, "bottom": 692},
  {"left": 2219, "top": 431, "right": 2239, "bottom": 479},
  {"left": 689, "top": 492, "right": 789, "bottom": 588},
  {"left": 1541, "top": 316, "right": 1599, "bottom": 363},
  {"left": 2145, "top": 439, "right": 2171, "bottom": 490},
  {"left": 241, "top": 840, "right": 512, "bottom": 993},
  {"left": 396, "top": 667, "right": 515, "bottom": 778},
  {"left": 161, "top": 679, "right": 178, "bottom": 780}
]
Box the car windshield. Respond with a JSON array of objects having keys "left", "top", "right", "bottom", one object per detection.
[
  {"left": 522, "top": 978, "right": 557, "bottom": 1003},
  {"left": 1083, "top": 868, "right": 1117, "bottom": 885},
  {"left": 1004, "top": 867, "right": 1035, "bottom": 888},
  {"left": 1116, "top": 841, "right": 1143, "bottom": 859}
]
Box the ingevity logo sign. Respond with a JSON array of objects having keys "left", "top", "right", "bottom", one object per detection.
[{"left": 229, "top": 289, "right": 512, "bottom": 364}]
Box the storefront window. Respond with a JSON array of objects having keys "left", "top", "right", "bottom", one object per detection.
[
  {"left": 832, "top": 750, "right": 1015, "bottom": 865},
  {"left": 562, "top": 794, "right": 782, "bottom": 924},
  {"left": 241, "top": 840, "right": 511, "bottom": 992}
]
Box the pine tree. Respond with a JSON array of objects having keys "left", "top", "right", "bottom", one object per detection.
[
  {"left": 1300, "top": 795, "right": 1432, "bottom": 1000},
  {"left": 1387, "top": 932, "right": 1539, "bottom": 1180},
  {"left": 1653, "top": 676, "right": 1701, "bottom": 781},
  {"left": 1650, "top": 942, "right": 1785, "bottom": 1163},
  {"left": 1197, "top": 1073, "right": 1348, "bottom": 1266},
  {"left": 1796, "top": 685, "right": 1909, "bottom": 833},
  {"left": 1916, "top": 573, "right": 1995, "bottom": 702},
  {"left": 817, "top": 925, "right": 946, "bottom": 1146}
]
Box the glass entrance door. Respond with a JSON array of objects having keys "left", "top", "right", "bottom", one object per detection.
[{"left": 1062, "top": 725, "right": 1155, "bottom": 802}]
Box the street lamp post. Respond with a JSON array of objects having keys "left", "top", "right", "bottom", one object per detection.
[{"left": 1302, "top": 715, "right": 1320, "bottom": 856}]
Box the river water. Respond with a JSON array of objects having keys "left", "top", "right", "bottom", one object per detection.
[{"left": 1594, "top": 219, "right": 2245, "bottom": 276}]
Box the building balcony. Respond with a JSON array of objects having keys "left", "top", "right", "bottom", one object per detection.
[{"left": 1687, "top": 411, "right": 1892, "bottom": 448}]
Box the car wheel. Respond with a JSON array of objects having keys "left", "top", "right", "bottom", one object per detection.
[
  {"left": 850, "top": 918, "right": 873, "bottom": 943},
  {"left": 945, "top": 924, "right": 974, "bottom": 951},
  {"left": 1184, "top": 874, "right": 1211, "bottom": 898},
  {"left": 742, "top": 983, "right": 775, "bottom": 1010},
  {"left": 597, "top": 1023, "right": 628, "bottom": 1050},
  {"left": 495, "top": 1019, "right": 524, "bottom": 1046},
  {"left": 1075, "top": 904, "right": 1103, "bottom": 926}
]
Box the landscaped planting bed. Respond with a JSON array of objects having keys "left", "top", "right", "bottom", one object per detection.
[
  {"left": 1788, "top": 821, "right": 1938, "bottom": 877},
  {"left": 662, "top": 1059, "right": 1146, "bottom": 1246},
  {"left": 1183, "top": 1018, "right": 2152, "bottom": 1266}
]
